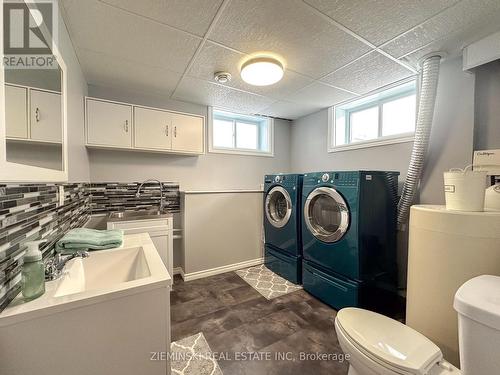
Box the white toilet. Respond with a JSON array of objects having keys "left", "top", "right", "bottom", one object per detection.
[{"left": 334, "top": 275, "right": 500, "bottom": 375}]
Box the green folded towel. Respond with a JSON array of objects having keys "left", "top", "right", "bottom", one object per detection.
[{"left": 56, "top": 228, "right": 124, "bottom": 253}]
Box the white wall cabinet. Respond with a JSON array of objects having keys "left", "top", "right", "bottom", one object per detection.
[
  {"left": 30, "top": 89, "right": 62, "bottom": 143},
  {"left": 5, "top": 84, "right": 62, "bottom": 144},
  {"left": 85, "top": 97, "right": 204, "bottom": 155},
  {"left": 134, "top": 107, "right": 171, "bottom": 150},
  {"left": 86, "top": 99, "right": 132, "bottom": 148},
  {"left": 171, "top": 112, "right": 204, "bottom": 153},
  {"left": 5, "top": 85, "right": 28, "bottom": 139}
]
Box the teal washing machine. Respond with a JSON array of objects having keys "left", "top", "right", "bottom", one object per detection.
[
  {"left": 301, "top": 171, "right": 399, "bottom": 311},
  {"left": 264, "top": 174, "right": 303, "bottom": 284}
]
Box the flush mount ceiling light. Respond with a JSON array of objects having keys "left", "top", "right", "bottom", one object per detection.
[
  {"left": 240, "top": 57, "right": 284, "bottom": 86},
  {"left": 214, "top": 71, "right": 232, "bottom": 84}
]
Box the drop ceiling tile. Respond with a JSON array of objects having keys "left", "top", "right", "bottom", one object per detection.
[
  {"left": 209, "top": 0, "right": 371, "bottom": 79},
  {"left": 78, "top": 49, "right": 182, "bottom": 96},
  {"left": 304, "top": 0, "right": 460, "bottom": 46},
  {"left": 188, "top": 41, "right": 313, "bottom": 100},
  {"left": 97, "top": 0, "right": 223, "bottom": 36},
  {"left": 260, "top": 101, "right": 322, "bottom": 120},
  {"left": 400, "top": 19, "right": 500, "bottom": 67},
  {"left": 285, "top": 82, "right": 355, "bottom": 108},
  {"left": 62, "top": 0, "right": 200, "bottom": 72},
  {"left": 321, "top": 52, "right": 415, "bottom": 94},
  {"left": 382, "top": 0, "right": 500, "bottom": 58},
  {"left": 172, "top": 76, "right": 274, "bottom": 114}
]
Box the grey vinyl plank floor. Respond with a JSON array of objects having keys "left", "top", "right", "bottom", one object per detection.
[{"left": 171, "top": 272, "right": 349, "bottom": 375}]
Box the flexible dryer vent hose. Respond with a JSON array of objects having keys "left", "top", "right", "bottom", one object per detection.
[{"left": 397, "top": 55, "right": 442, "bottom": 229}]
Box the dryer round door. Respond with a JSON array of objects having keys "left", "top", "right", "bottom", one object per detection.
[
  {"left": 304, "top": 187, "right": 350, "bottom": 243},
  {"left": 265, "top": 186, "right": 292, "bottom": 228}
]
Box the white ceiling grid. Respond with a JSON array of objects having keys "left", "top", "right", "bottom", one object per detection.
[{"left": 61, "top": 0, "right": 500, "bottom": 119}]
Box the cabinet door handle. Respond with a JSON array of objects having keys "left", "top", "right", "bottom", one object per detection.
[
  {"left": 174, "top": 126, "right": 177, "bottom": 138},
  {"left": 165, "top": 124, "right": 169, "bottom": 136},
  {"left": 35, "top": 108, "right": 40, "bottom": 122},
  {"left": 124, "top": 120, "right": 129, "bottom": 132}
]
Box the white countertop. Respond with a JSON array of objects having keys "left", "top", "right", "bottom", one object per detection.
[{"left": 0, "top": 233, "right": 171, "bottom": 327}]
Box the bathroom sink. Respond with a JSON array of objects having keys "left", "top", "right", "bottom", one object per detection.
[
  {"left": 108, "top": 209, "right": 171, "bottom": 222},
  {"left": 54, "top": 246, "right": 151, "bottom": 297}
]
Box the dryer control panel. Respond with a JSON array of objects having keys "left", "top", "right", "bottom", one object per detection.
[{"left": 303, "top": 171, "right": 359, "bottom": 187}]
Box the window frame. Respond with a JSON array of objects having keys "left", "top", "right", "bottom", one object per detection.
[
  {"left": 328, "top": 78, "right": 418, "bottom": 153},
  {"left": 208, "top": 107, "right": 274, "bottom": 157}
]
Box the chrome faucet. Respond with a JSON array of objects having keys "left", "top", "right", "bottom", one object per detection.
[
  {"left": 45, "top": 251, "right": 89, "bottom": 281},
  {"left": 136, "top": 179, "right": 165, "bottom": 213}
]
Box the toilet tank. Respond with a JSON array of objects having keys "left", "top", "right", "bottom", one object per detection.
[{"left": 454, "top": 275, "right": 500, "bottom": 375}]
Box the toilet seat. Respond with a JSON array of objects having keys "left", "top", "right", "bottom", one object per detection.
[{"left": 336, "top": 308, "right": 444, "bottom": 375}]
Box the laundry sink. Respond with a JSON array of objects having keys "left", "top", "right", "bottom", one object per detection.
[
  {"left": 54, "top": 246, "right": 151, "bottom": 297},
  {"left": 0, "top": 233, "right": 172, "bottom": 375},
  {"left": 108, "top": 209, "right": 170, "bottom": 222}
]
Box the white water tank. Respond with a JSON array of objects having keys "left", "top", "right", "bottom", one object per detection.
[
  {"left": 454, "top": 275, "right": 500, "bottom": 375},
  {"left": 406, "top": 205, "right": 500, "bottom": 367}
]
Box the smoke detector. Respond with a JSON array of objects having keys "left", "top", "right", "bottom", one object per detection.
[{"left": 214, "top": 71, "right": 232, "bottom": 84}]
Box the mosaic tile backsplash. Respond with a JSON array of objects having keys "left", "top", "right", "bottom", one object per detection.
[
  {"left": 0, "top": 181, "right": 180, "bottom": 312},
  {"left": 90, "top": 182, "right": 180, "bottom": 214},
  {"left": 0, "top": 183, "right": 90, "bottom": 311}
]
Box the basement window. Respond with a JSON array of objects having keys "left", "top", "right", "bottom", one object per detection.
[
  {"left": 328, "top": 79, "right": 417, "bottom": 152},
  {"left": 209, "top": 108, "right": 274, "bottom": 156}
]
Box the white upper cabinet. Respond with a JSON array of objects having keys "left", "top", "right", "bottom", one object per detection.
[
  {"left": 5, "top": 85, "right": 28, "bottom": 139},
  {"left": 85, "top": 97, "right": 205, "bottom": 155},
  {"left": 134, "top": 107, "right": 172, "bottom": 150},
  {"left": 30, "top": 89, "right": 62, "bottom": 143},
  {"left": 86, "top": 99, "right": 132, "bottom": 148},
  {"left": 171, "top": 112, "right": 204, "bottom": 154}
]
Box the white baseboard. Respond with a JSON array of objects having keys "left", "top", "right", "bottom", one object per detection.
[
  {"left": 173, "top": 267, "right": 184, "bottom": 278},
  {"left": 183, "top": 257, "right": 264, "bottom": 282}
]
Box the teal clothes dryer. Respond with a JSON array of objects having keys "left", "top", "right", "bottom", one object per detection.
[{"left": 301, "top": 171, "right": 399, "bottom": 310}]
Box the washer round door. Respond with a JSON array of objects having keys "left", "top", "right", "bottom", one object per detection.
[
  {"left": 265, "top": 186, "right": 292, "bottom": 228},
  {"left": 304, "top": 187, "right": 350, "bottom": 243}
]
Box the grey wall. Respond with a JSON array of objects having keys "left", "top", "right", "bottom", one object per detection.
[
  {"left": 419, "top": 57, "right": 475, "bottom": 204},
  {"left": 59, "top": 9, "right": 90, "bottom": 181},
  {"left": 474, "top": 60, "right": 500, "bottom": 150},
  {"left": 6, "top": 143, "right": 63, "bottom": 170},
  {"left": 290, "top": 57, "right": 475, "bottom": 289},
  {"left": 290, "top": 109, "right": 414, "bottom": 180},
  {"left": 290, "top": 57, "right": 475, "bottom": 205},
  {"left": 5, "top": 69, "right": 61, "bottom": 92},
  {"left": 87, "top": 85, "right": 291, "bottom": 190}
]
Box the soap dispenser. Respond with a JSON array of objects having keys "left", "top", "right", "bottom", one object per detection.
[{"left": 22, "top": 240, "right": 46, "bottom": 301}]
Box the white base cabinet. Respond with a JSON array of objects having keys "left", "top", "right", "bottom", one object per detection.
[{"left": 107, "top": 216, "right": 173, "bottom": 279}]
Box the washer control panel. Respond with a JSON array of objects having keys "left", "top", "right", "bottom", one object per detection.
[{"left": 264, "top": 174, "right": 300, "bottom": 188}]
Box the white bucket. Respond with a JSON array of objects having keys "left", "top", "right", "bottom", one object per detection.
[
  {"left": 444, "top": 165, "right": 487, "bottom": 211},
  {"left": 485, "top": 183, "right": 500, "bottom": 211}
]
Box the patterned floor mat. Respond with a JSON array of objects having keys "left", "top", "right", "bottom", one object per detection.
[
  {"left": 235, "top": 264, "right": 302, "bottom": 299},
  {"left": 171, "top": 332, "right": 223, "bottom": 375}
]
